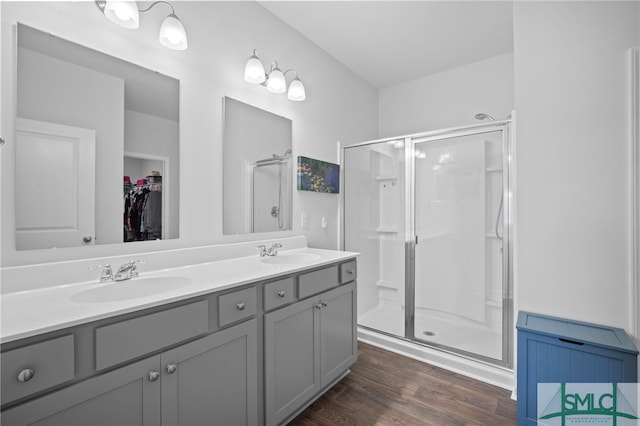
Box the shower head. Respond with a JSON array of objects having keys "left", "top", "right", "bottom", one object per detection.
[{"left": 474, "top": 113, "right": 496, "bottom": 121}]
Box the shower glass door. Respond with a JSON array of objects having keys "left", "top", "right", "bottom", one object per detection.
[
  {"left": 342, "top": 122, "right": 511, "bottom": 367},
  {"left": 411, "top": 129, "right": 508, "bottom": 363},
  {"left": 343, "top": 139, "right": 407, "bottom": 337}
]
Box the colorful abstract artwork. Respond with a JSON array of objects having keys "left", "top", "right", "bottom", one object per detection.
[{"left": 297, "top": 156, "right": 340, "bottom": 193}]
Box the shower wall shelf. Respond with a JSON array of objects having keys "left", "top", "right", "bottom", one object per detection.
[{"left": 375, "top": 227, "right": 398, "bottom": 233}]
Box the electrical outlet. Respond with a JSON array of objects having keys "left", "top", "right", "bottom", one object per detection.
[{"left": 301, "top": 212, "right": 310, "bottom": 229}]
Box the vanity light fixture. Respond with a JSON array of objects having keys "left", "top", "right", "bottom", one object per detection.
[
  {"left": 95, "top": 0, "right": 188, "bottom": 50},
  {"left": 244, "top": 49, "right": 306, "bottom": 101}
]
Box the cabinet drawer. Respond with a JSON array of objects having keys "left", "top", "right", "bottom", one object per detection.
[
  {"left": 298, "top": 266, "right": 339, "bottom": 299},
  {"left": 264, "top": 277, "right": 295, "bottom": 311},
  {"left": 96, "top": 300, "right": 208, "bottom": 371},
  {"left": 1, "top": 334, "right": 75, "bottom": 405},
  {"left": 339, "top": 261, "right": 357, "bottom": 284},
  {"left": 219, "top": 287, "right": 257, "bottom": 327}
]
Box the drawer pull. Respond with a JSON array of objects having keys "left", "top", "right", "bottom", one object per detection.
[
  {"left": 236, "top": 302, "right": 246, "bottom": 311},
  {"left": 17, "top": 368, "right": 35, "bottom": 383},
  {"left": 277, "top": 290, "right": 286, "bottom": 298},
  {"left": 166, "top": 364, "right": 177, "bottom": 374},
  {"left": 346, "top": 269, "right": 354, "bottom": 275},
  {"left": 148, "top": 371, "right": 160, "bottom": 382}
]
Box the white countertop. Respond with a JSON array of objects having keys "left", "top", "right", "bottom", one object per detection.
[{"left": 1, "top": 247, "right": 357, "bottom": 344}]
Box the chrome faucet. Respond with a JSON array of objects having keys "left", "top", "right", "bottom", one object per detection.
[
  {"left": 114, "top": 260, "right": 145, "bottom": 281},
  {"left": 257, "top": 243, "right": 283, "bottom": 257},
  {"left": 89, "top": 264, "right": 114, "bottom": 282},
  {"left": 89, "top": 260, "right": 145, "bottom": 282}
]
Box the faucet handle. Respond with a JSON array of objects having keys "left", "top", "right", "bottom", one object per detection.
[
  {"left": 89, "top": 264, "right": 113, "bottom": 282},
  {"left": 257, "top": 245, "right": 268, "bottom": 257}
]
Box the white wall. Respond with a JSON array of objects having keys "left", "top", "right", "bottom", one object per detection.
[
  {"left": 513, "top": 1, "right": 639, "bottom": 331},
  {"left": 378, "top": 52, "right": 514, "bottom": 138},
  {"left": 1, "top": 1, "right": 378, "bottom": 266},
  {"left": 17, "top": 47, "right": 124, "bottom": 245}
]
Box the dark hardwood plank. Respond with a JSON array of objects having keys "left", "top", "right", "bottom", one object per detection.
[{"left": 288, "top": 342, "right": 516, "bottom": 426}]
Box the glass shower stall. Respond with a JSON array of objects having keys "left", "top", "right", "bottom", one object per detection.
[{"left": 342, "top": 120, "right": 513, "bottom": 367}]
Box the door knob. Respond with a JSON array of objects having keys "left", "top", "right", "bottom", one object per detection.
[{"left": 83, "top": 236, "right": 92, "bottom": 243}]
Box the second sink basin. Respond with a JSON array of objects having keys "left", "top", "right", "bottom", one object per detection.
[
  {"left": 71, "top": 276, "right": 192, "bottom": 303},
  {"left": 261, "top": 253, "right": 321, "bottom": 265}
]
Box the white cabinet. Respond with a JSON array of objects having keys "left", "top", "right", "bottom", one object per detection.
[{"left": 264, "top": 282, "right": 357, "bottom": 426}]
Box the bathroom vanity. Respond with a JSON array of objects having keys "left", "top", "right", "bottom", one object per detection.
[{"left": 0, "top": 245, "right": 357, "bottom": 426}]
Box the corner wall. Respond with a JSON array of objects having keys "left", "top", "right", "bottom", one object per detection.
[
  {"left": 378, "top": 52, "right": 514, "bottom": 137},
  {"left": 513, "top": 1, "right": 640, "bottom": 331}
]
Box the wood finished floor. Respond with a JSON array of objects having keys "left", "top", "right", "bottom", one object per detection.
[{"left": 288, "top": 342, "right": 516, "bottom": 426}]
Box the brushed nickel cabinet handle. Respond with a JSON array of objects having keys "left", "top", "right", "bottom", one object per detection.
[
  {"left": 166, "top": 364, "right": 177, "bottom": 374},
  {"left": 321, "top": 300, "right": 328, "bottom": 307},
  {"left": 236, "top": 302, "right": 246, "bottom": 311},
  {"left": 277, "top": 290, "right": 286, "bottom": 298},
  {"left": 148, "top": 371, "right": 160, "bottom": 382},
  {"left": 17, "top": 368, "right": 35, "bottom": 383},
  {"left": 315, "top": 303, "right": 323, "bottom": 309}
]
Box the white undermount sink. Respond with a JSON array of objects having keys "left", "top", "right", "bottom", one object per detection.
[
  {"left": 260, "top": 253, "right": 321, "bottom": 265},
  {"left": 70, "top": 276, "right": 192, "bottom": 303}
]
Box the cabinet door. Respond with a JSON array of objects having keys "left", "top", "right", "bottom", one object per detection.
[
  {"left": 0, "top": 356, "right": 161, "bottom": 426},
  {"left": 161, "top": 319, "right": 258, "bottom": 426},
  {"left": 319, "top": 282, "right": 357, "bottom": 388},
  {"left": 264, "top": 297, "right": 320, "bottom": 426}
]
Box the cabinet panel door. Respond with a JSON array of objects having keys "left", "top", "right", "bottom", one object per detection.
[
  {"left": 265, "top": 297, "right": 320, "bottom": 426},
  {"left": 0, "top": 357, "right": 160, "bottom": 426},
  {"left": 319, "top": 282, "right": 357, "bottom": 388},
  {"left": 161, "top": 319, "right": 258, "bottom": 426}
]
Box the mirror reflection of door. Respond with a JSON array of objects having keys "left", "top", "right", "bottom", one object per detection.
[{"left": 15, "top": 118, "right": 96, "bottom": 250}]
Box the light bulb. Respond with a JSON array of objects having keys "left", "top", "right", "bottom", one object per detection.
[
  {"left": 244, "top": 54, "right": 266, "bottom": 84},
  {"left": 103, "top": 1, "right": 139, "bottom": 29},
  {"left": 159, "top": 14, "right": 187, "bottom": 50},
  {"left": 267, "top": 67, "right": 286, "bottom": 94},
  {"left": 287, "top": 77, "right": 306, "bottom": 101}
]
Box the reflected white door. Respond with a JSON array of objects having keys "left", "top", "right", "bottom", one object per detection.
[{"left": 16, "top": 118, "right": 96, "bottom": 250}]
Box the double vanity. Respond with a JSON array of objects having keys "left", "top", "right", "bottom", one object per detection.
[{"left": 0, "top": 238, "right": 358, "bottom": 426}]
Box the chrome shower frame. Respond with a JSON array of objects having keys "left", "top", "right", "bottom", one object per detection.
[{"left": 340, "top": 118, "right": 514, "bottom": 369}]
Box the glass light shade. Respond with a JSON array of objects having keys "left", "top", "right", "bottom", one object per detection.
[
  {"left": 287, "top": 78, "right": 306, "bottom": 101},
  {"left": 159, "top": 14, "right": 188, "bottom": 50},
  {"left": 244, "top": 55, "right": 266, "bottom": 84},
  {"left": 103, "top": 1, "right": 139, "bottom": 29},
  {"left": 266, "top": 67, "right": 286, "bottom": 94}
]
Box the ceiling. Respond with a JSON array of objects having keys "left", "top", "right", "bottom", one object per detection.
[{"left": 259, "top": 1, "right": 514, "bottom": 89}]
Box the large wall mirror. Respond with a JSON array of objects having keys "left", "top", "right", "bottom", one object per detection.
[
  {"left": 15, "top": 24, "right": 180, "bottom": 250},
  {"left": 223, "top": 97, "right": 292, "bottom": 235}
]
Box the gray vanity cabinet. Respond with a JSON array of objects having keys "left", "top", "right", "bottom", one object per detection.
[
  {"left": 161, "top": 318, "right": 258, "bottom": 426},
  {"left": 264, "top": 281, "right": 357, "bottom": 426},
  {"left": 1, "top": 319, "right": 258, "bottom": 426},
  {"left": 0, "top": 356, "right": 161, "bottom": 426}
]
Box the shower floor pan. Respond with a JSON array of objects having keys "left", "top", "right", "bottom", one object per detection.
[{"left": 358, "top": 304, "right": 502, "bottom": 361}]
